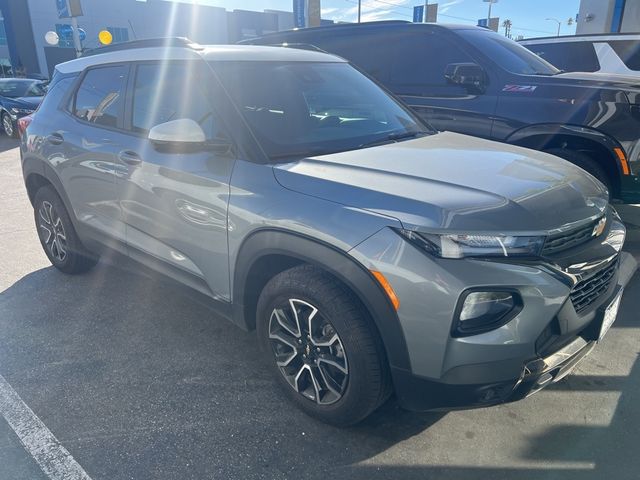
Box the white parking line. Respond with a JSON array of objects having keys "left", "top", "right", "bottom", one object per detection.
[{"left": 0, "top": 374, "right": 93, "bottom": 480}]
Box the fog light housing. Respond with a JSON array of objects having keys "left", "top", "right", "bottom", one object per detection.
[{"left": 453, "top": 290, "right": 521, "bottom": 336}]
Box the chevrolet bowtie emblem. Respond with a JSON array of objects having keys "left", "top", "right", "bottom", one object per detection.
[{"left": 592, "top": 216, "right": 607, "bottom": 238}]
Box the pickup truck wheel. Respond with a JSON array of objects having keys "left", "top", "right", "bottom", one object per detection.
[
  {"left": 544, "top": 148, "right": 612, "bottom": 196},
  {"left": 33, "top": 185, "right": 98, "bottom": 274},
  {"left": 256, "top": 265, "right": 392, "bottom": 426}
]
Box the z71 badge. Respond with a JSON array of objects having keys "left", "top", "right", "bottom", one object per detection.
[{"left": 502, "top": 85, "right": 538, "bottom": 93}]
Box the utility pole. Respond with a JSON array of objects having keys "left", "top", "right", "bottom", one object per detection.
[
  {"left": 358, "top": 0, "right": 361, "bottom": 23},
  {"left": 70, "top": 15, "right": 82, "bottom": 57}
]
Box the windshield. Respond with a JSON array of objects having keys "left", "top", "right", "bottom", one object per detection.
[
  {"left": 211, "top": 61, "right": 431, "bottom": 160},
  {"left": 459, "top": 29, "right": 561, "bottom": 76},
  {"left": 0, "top": 80, "right": 46, "bottom": 98}
]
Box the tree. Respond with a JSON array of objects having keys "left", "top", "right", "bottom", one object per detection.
[{"left": 502, "top": 19, "right": 512, "bottom": 38}]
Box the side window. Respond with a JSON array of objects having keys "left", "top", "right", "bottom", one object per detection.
[
  {"left": 389, "top": 33, "right": 476, "bottom": 90},
  {"left": 609, "top": 40, "right": 640, "bottom": 71},
  {"left": 131, "top": 62, "right": 218, "bottom": 139},
  {"left": 310, "top": 33, "right": 394, "bottom": 83},
  {"left": 73, "top": 65, "right": 127, "bottom": 128},
  {"left": 526, "top": 42, "right": 600, "bottom": 72}
]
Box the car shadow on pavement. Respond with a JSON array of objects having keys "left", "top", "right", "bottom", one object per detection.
[{"left": 0, "top": 260, "right": 446, "bottom": 480}]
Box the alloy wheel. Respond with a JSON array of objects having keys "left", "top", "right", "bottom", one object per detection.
[
  {"left": 268, "top": 298, "right": 349, "bottom": 405},
  {"left": 3, "top": 115, "right": 13, "bottom": 137},
  {"left": 38, "top": 201, "right": 67, "bottom": 262}
]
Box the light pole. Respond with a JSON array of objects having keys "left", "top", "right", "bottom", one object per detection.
[
  {"left": 358, "top": 0, "right": 361, "bottom": 23},
  {"left": 546, "top": 17, "right": 561, "bottom": 36}
]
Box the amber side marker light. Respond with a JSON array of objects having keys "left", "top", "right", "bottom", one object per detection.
[
  {"left": 371, "top": 270, "right": 400, "bottom": 311},
  {"left": 614, "top": 147, "right": 631, "bottom": 175}
]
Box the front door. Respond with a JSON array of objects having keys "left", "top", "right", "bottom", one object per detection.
[
  {"left": 116, "top": 61, "right": 235, "bottom": 300},
  {"left": 390, "top": 31, "right": 498, "bottom": 139}
]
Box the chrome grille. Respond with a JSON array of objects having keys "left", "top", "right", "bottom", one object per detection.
[
  {"left": 570, "top": 259, "right": 618, "bottom": 313},
  {"left": 542, "top": 217, "right": 602, "bottom": 256}
]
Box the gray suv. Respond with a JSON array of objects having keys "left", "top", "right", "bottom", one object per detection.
[{"left": 21, "top": 39, "right": 637, "bottom": 426}]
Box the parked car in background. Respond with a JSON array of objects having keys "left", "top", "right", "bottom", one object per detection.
[
  {"left": 520, "top": 33, "right": 640, "bottom": 77},
  {"left": 245, "top": 21, "right": 640, "bottom": 203},
  {"left": 21, "top": 39, "right": 636, "bottom": 425},
  {"left": 0, "top": 78, "right": 47, "bottom": 137}
]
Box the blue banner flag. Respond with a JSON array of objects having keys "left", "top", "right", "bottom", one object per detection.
[
  {"left": 413, "top": 5, "right": 424, "bottom": 23},
  {"left": 293, "top": 0, "right": 306, "bottom": 28}
]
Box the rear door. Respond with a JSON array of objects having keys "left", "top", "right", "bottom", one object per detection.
[
  {"left": 56, "top": 64, "right": 131, "bottom": 249},
  {"left": 116, "top": 61, "right": 236, "bottom": 300}
]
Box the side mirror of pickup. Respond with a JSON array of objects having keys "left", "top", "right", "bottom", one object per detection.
[{"left": 444, "top": 63, "right": 486, "bottom": 91}]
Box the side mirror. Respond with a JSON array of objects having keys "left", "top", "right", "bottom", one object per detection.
[
  {"left": 444, "top": 63, "right": 486, "bottom": 91},
  {"left": 148, "top": 118, "right": 232, "bottom": 154},
  {"left": 148, "top": 118, "right": 206, "bottom": 147}
]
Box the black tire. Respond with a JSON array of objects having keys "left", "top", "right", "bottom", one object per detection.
[
  {"left": 33, "top": 185, "right": 98, "bottom": 274},
  {"left": 544, "top": 148, "right": 612, "bottom": 195},
  {"left": 256, "top": 265, "right": 392, "bottom": 426},
  {"left": 2, "top": 112, "right": 16, "bottom": 138}
]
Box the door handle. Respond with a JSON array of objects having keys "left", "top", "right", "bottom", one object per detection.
[
  {"left": 118, "top": 150, "right": 142, "bottom": 166},
  {"left": 46, "top": 133, "right": 64, "bottom": 145}
]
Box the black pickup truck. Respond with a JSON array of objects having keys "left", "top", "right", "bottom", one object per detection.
[{"left": 245, "top": 21, "right": 640, "bottom": 203}]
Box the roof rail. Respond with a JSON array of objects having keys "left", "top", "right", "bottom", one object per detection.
[
  {"left": 241, "top": 20, "right": 410, "bottom": 42},
  {"left": 268, "top": 42, "right": 329, "bottom": 54},
  {"left": 81, "top": 37, "right": 203, "bottom": 57}
]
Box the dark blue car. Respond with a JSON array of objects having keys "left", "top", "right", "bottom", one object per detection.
[{"left": 0, "top": 78, "right": 47, "bottom": 137}]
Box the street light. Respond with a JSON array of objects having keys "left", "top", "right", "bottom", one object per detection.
[
  {"left": 358, "top": 0, "right": 361, "bottom": 23},
  {"left": 546, "top": 17, "right": 561, "bottom": 36}
]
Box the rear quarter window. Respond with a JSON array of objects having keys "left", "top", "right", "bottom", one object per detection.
[
  {"left": 36, "top": 75, "right": 77, "bottom": 116},
  {"left": 524, "top": 41, "right": 600, "bottom": 72}
]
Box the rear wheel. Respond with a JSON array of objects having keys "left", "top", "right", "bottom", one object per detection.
[
  {"left": 33, "top": 185, "right": 98, "bottom": 274},
  {"left": 544, "top": 148, "right": 612, "bottom": 195},
  {"left": 256, "top": 265, "right": 392, "bottom": 426}
]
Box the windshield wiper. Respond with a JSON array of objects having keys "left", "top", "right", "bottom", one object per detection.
[{"left": 358, "top": 131, "right": 425, "bottom": 149}]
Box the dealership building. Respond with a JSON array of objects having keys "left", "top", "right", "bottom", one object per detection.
[
  {"left": 0, "top": 0, "right": 326, "bottom": 78},
  {"left": 577, "top": 0, "right": 640, "bottom": 34}
]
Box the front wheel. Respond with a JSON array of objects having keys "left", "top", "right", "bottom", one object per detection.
[
  {"left": 256, "top": 265, "right": 392, "bottom": 426},
  {"left": 33, "top": 185, "right": 98, "bottom": 274}
]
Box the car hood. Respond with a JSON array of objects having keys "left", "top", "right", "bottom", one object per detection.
[{"left": 273, "top": 132, "right": 609, "bottom": 232}]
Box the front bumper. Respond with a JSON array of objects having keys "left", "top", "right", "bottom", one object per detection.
[
  {"left": 391, "top": 251, "right": 636, "bottom": 411},
  {"left": 349, "top": 215, "right": 637, "bottom": 412}
]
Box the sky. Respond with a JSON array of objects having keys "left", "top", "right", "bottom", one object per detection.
[{"left": 175, "top": 0, "right": 581, "bottom": 38}]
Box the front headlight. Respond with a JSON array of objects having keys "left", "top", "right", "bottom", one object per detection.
[{"left": 397, "top": 230, "right": 545, "bottom": 259}]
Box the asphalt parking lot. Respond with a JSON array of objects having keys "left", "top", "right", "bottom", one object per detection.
[{"left": 1, "top": 135, "right": 640, "bottom": 480}]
